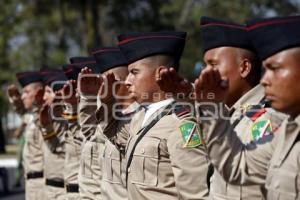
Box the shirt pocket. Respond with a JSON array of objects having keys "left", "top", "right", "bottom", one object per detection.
[
  {"left": 131, "top": 137, "right": 160, "bottom": 186},
  {"left": 102, "top": 143, "right": 122, "bottom": 184},
  {"left": 81, "top": 142, "right": 93, "bottom": 178}
]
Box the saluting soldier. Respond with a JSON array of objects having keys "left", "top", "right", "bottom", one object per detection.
[
  {"left": 100, "top": 31, "right": 210, "bottom": 200},
  {"left": 65, "top": 56, "right": 104, "bottom": 199},
  {"left": 7, "top": 84, "right": 27, "bottom": 187},
  {"left": 60, "top": 60, "right": 87, "bottom": 199},
  {"left": 36, "top": 66, "right": 81, "bottom": 199},
  {"left": 194, "top": 16, "right": 286, "bottom": 200},
  {"left": 194, "top": 15, "right": 299, "bottom": 199},
  {"left": 16, "top": 71, "right": 45, "bottom": 200},
  {"left": 79, "top": 46, "right": 137, "bottom": 200},
  {"left": 39, "top": 69, "right": 67, "bottom": 199},
  {"left": 72, "top": 56, "right": 105, "bottom": 200}
]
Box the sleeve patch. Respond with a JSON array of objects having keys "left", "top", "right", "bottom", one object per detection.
[
  {"left": 251, "top": 119, "right": 272, "bottom": 142},
  {"left": 179, "top": 121, "right": 202, "bottom": 148}
]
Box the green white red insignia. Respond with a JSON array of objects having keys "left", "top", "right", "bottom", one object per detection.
[
  {"left": 251, "top": 119, "right": 272, "bottom": 141},
  {"left": 179, "top": 121, "right": 202, "bottom": 148}
]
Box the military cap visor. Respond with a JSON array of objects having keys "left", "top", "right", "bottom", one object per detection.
[{"left": 246, "top": 16, "right": 300, "bottom": 60}]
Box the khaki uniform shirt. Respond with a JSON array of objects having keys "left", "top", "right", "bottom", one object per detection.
[
  {"left": 208, "top": 85, "right": 278, "bottom": 199},
  {"left": 103, "top": 99, "right": 209, "bottom": 200},
  {"left": 78, "top": 96, "right": 105, "bottom": 199},
  {"left": 39, "top": 115, "right": 65, "bottom": 182},
  {"left": 42, "top": 137, "right": 65, "bottom": 181},
  {"left": 264, "top": 115, "right": 300, "bottom": 199},
  {"left": 22, "top": 108, "right": 44, "bottom": 174},
  {"left": 49, "top": 109, "right": 82, "bottom": 186},
  {"left": 64, "top": 121, "right": 83, "bottom": 185},
  {"left": 199, "top": 85, "right": 286, "bottom": 198},
  {"left": 99, "top": 103, "right": 138, "bottom": 200}
]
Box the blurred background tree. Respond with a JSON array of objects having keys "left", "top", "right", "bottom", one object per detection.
[{"left": 0, "top": 0, "right": 300, "bottom": 145}]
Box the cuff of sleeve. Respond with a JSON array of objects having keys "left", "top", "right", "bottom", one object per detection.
[
  {"left": 80, "top": 94, "right": 97, "bottom": 103},
  {"left": 63, "top": 103, "right": 78, "bottom": 115},
  {"left": 42, "top": 131, "right": 58, "bottom": 140},
  {"left": 40, "top": 126, "right": 57, "bottom": 140}
]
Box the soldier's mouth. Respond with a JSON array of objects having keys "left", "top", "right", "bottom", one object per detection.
[{"left": 265, "top": 94, "right": 276, "bottom": 101}]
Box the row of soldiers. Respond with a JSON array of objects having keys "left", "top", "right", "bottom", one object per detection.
[{"left": 6, "top": 15, "right": 300, "bottom": 200}]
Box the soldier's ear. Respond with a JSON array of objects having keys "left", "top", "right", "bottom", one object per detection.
[
  {"left": 239, "top": 58, "right": 252, "bottom": 79},
  {"left": 155, "top": 66, "right": 168, "bottom": 80}
]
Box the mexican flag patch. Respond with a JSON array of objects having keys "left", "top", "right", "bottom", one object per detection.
[
  {"left": 179, "top": 121, "right": 202, "bottom": 148},
  {"left": 251, "top": 119, "right": 272, "bottom": 141}
]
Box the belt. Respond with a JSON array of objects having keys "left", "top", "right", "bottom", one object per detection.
[
  {"left": 66, "top": 184, "right": 79, "bottom": 193},
  {"left": 46, "top": 178, "right": 64, "bottom": 188},
  {"left": 26, "top": 171, "right": 43, "bottom": 179}
]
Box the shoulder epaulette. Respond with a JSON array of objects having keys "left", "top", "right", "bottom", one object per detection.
[{"left": 174, "top": 104, "right": 192, "bottom": 118}]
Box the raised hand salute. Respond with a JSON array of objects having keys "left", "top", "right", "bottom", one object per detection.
[
  {"left": 194, "top": 66, "right": 229, "bottom": 103},
  {"left": 78, "top": 67, "right": 103, "bottom": 96}
]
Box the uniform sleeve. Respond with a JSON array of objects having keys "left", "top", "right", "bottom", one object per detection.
[
  {"left": 79, "top": 96, "right": 99, "bottom": 139},
  {"left": 200, "top": 103, "right": 282, "bottom": 185},
  {"left": 95, "top": 99, "right": 122, "bottom": 140},
  {"left": 167, "top": 118, "right": 209, "bottom": 200}
]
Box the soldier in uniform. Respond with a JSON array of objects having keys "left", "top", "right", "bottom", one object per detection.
[
  {"left": 65, "top": 57, "right": 101, "bottom": 199},
  {"left": 39, "top": 69, "right": 67, "bottom": 199},
  {"left": 71, "top": 56, "right": 105, "bottom": 200},
  {"left": 36, "top": 68, "right": 81, "bottom": 199},
  {"left": 7, "top": 84, "right": 27, "bottom": 187},
  {"left": 195, "top": 16, "right": 286, "bottom": 199},
  {"left": 194, "top": 15, "right": 300, "bottom": 199},
  {"left": 100, "top": 31, "right": 210, "bottom": 200},
  {"left": 78, "top": 46, "right": 136, "bottom": 200},
  {"left": 16, "top": 71, "right": 45, "bottom": 200},
  {"left": 60, "top": 60, "right": 87, "bottom": 199}
]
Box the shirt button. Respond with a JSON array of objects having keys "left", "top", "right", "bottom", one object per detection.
[
  {"left": 140, "top": 148, "right": 145, "bottom": 154},
  {"left": 128, "top": 167, "right": 131, "bottom": 173}
]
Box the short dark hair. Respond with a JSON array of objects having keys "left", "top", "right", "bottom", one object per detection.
[{"left": 147, "top": 54, "right": 179, "bottom": 71}]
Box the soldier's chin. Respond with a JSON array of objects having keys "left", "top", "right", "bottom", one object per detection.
[
  {"left": 128, "top": 92, "right": 137, "bottom": 100},
  {"left": 270, "top": 101, "right": 288, "bottom": 113}
]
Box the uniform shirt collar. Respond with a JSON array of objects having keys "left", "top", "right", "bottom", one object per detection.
[
  {"left": 121, "top": 101, "right": 140, "bottom": 115},
  {"left": 141, "top": 98, "right": 174, "bottom": 127},
  {"left": 231, "top": 84, "right": 265, "bottom": 114}
]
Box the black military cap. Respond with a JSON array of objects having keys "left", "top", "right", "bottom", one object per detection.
[
  {"left": 117, "top": 31, "right": 186, "bottom": 67},
  {"left": 200, "top": 16, "right": 253, "bottom": 53},
  {"left": 246, "top": 15, "right": 300, "bottom": 60},
  {"left": 40, "top": 69, "right": 67, "bottom": 92},
  {"left": 63, "top": 57, "right": 101, "bottom": 80},
  {"left": 92, "top": 47, "right": 128, "bottom": 73},
  {"left": 16, "top": 71, "right": 43, "bottom": 88},
  {"left": 69, "top": 56, "right": 95, "bottom": 64}
]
